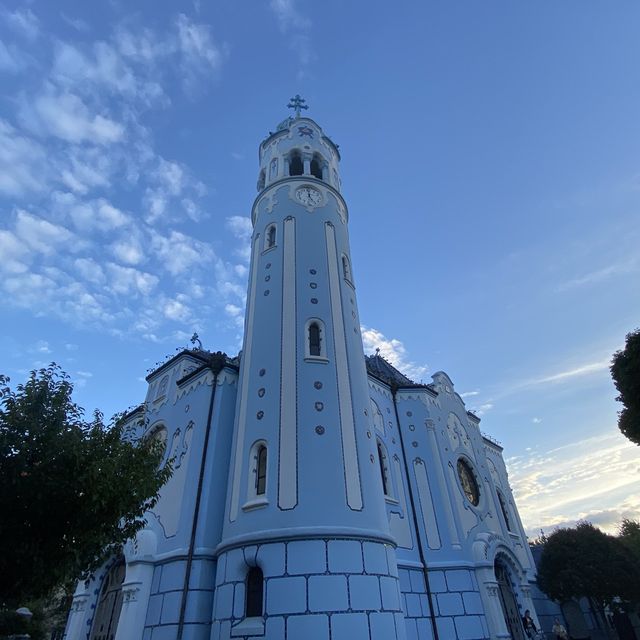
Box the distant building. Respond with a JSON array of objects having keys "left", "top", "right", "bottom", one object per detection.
[{"left": 65, "top": 101, "right": 542, "bottom": 640}]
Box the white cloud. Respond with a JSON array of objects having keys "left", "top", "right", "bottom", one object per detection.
[
  {"left": 60, "top": 14, "right": 90, "bottom": 32},
  {"left": 0, "top": 40, "right": 29, "bottom": 72},
  {"left": 0, "top": 229, "right": 30, "bottom": 274},
  {"left": 556, "top": 258, "right": 638, "bottom": 292},
  {"left": 0, "top": 120, "right": 47, "bottom": 196},
  {"left": 73, "top": 258, "right": 105, "bottom": 285},
  {"left": 3, "top": 8, "right": 40, "bottom": 41},
  {"left": 163, "top": 298, "right": 190, "bottom": 322},
  {"left": 20, "top": 87, "right": 124, "bottom": 144},
  {"left": 269, "top": 0, "right": 314, "bottom": 77},
  {"left": 175, "top": 13, "right": 222, "bottom": 93},
  {"left": 3, "top": 272, "right": 58, "bottom": 308},
  {"left": 361, "top": 326, "right": 428, "bottom": 382},
  {"left": 508, "top": 432, "right": 640, "bottom": 536},
  {"left": 67, "top": 197, "right": 130, "bottom": 232},
  {"left": 111, "top": 237, "right": 145, "bottom": 265},
  {"left": 460, "top": 390, "right": 480, "bottom": 398},
  {"left": 474, "top": 403, "right": 494, "bottom": 416},
  {"left": 14, "top": 209, "right": 76, "bottom": 255},
  {"left": 155, "top": 158, "right": 185, "bottom": 196},
  {"left": 529, "top": 359, "right": 610, "bottom": 386},
  {"left": 106, "top": 263, "right": 158, "bottom": 297},
  {"left": 34, "top": 340, "right": 51, "bottom": 354},
  {"left": 150, "top": 229, "right": 213, "bottom": 276},
  {"left": 270, "top": 0, "right": 310, "bottom": 31}
]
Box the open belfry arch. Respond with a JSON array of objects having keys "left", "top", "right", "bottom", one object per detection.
[{"left": 64, "top": 99, "right": 542, "bottom": 640}]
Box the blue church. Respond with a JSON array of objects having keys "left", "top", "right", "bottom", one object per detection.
[{"left": 64, "top": 99, "right": 542, "bottom": 640}]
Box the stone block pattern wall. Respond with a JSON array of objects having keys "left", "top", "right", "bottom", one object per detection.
[
  {"left": 397, "top": 567, "right": 435, "bottom": 640},
  {"left": 423, "top": 567, "right": 489, "bottom": 640},
  {"left": 212, "top": 539, "right": 407, "bottom": 640},
  {"left": 143, "top": 558, "right": 217, "bottom": 640}
]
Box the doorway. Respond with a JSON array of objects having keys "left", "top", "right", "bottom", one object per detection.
[
  {"left": 495, "top": 559, "right": 526, "bottom": 640},
  {"left": 89, "top": 558, "right": 126, "bottom": 640}
]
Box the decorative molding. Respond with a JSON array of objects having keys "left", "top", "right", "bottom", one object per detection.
[
  {"left": 278, "top": 216, "right": 298, "bottom": 510},
  {"left": 122, "top": 583, "right": 141, "bottom": 603}
]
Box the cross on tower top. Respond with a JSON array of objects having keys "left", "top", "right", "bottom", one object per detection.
[{"left": 287, "top": 94, "right": 308, "bottom": 118}]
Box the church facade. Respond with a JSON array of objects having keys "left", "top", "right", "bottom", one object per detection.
[{"left": 64, "top": 103, "right": 541, "bottom": 640}]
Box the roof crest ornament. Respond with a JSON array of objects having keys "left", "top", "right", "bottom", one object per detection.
[
  {"left": 287, "top": 94, "right": 308, "bottom": 118},
  {"left": 190, "top": 332, "right": 203, "bottom": 351}
]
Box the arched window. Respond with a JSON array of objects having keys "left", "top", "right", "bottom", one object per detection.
[
  {"left": 498, "top": 491, "right": 513, "bottom": 532},
  {"left": 342, "top": 254, "right": 352, "bottom": 283},
  {"left": 305, "top": 319, "right": 327, "bottom": 360},
  {"left": 89, "top": 557, "right": 126, "bottom": 640},
  {"left": 245, "top": 567, "right": 264, "bottom": 618},
  {"left": 265, "top": 224, "right": 276, "bottom": 250},
  {"left": 377, "top": 440, "right": 392, "bottom": 497},
  {"left": 244, "top": 441, "right": 269, "bottom": 510},
  {"left": 146, "top": 424, "right": 168, "bottom": 464},
  {"left": 309, "top": 322, "right": 321, "bottom": 356},
  {"left": 257, "top": 169, "right": 265, "bottom": 191},
  {"left": 289, "top": 151, "right": 303, "bottom": 176},
  {"left": 310, "top": 154, "right": 323, "bottom": 179},
  {"left": 256, "top": 445, "right": 267, "bottom": 496},
  {"left": 155, "top": 375, "right": 169, "bottom": 400}
]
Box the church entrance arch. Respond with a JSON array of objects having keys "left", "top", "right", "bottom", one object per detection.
[
  {"left": 89, "top": 557, "right": 126, "bottom": 640},
  {"left": 495, "top": 558, "right": 526, "bottom": 640}
]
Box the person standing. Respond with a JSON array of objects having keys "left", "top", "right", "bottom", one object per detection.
[
  {"left": 522, "top": 610, "right": 537, "bottom": 638},
  {"left": 552, "top": 617, "right": 569, "bottom": 639}
]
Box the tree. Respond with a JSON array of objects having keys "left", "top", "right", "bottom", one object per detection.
[
  {"left": 611, "top": 329, "right": 640, "bottom": 445},
  {"left": 619, "top": 519, "right": 640, "bottom": 564},
  {"left": 537, "top": 522, "right": 640, "bottom": 611},
  {"left": 0, "top": 364, "right": 172, "bottom": 607}
]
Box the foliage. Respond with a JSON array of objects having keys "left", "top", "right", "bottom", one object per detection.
[
  {"left": 611, "top": 329, "right": 640, "bottom": 445},
  {"left": 619, "top": 518, "right": 640, "bottom": 564},
  {"left": 537, "top": 522, "right": 640, "bottom": 610},
  {"left": 0, "top": 364, "right": 172, "bottom": 608}
]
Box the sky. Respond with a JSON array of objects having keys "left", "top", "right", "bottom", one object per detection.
[{"left": 1, "top": 0, "right": 639, "bottom": 538}]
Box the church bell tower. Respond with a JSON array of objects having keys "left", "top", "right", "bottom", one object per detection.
[{"left": 212, "top": 97, "right": 406, "bottom": 640}]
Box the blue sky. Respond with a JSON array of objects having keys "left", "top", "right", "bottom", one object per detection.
[{"left": 1, "top": 1, "right": 639, "bottom": 536}]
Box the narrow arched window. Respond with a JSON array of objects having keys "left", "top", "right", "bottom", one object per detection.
[
  {"left": 265, "top": 224, "right": 276, "bottom": 249},
  {"left": 310, "top": 154, "right": 323, "bottom": 179},
  {"left": 256, "top": 445, "right": 267, "bottom": 496},
  {"left": 498, "top": 491, "right": 512, "bottom": 532},
  {"left": 257, "top": 169, "right": 265, "bottom": 191},
  {"left": 342, "top": 255, "right": 352, "bottom": 283},
  {"left": 289, "top": 151, "right": 303, "bottom": 176},
  {"left": 309, "top": 322, "right": 321, "bottom": 356},
  {"left": 377, "top": 441, "right": 391, "bottom": 497},
  {"left": 245, "top": 567, "right": 264, "bottom": 617}
]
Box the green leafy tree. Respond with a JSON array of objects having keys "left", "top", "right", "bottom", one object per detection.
[
  {"left": 537, "top": 522, "right": 640, "bottom": 611},
  {"left": 619, "top": 519, "right": 640, "bottom": 564},
  {"left": 0, "top": 364, "right": 172, "bottom": 607},
  {"left": 611, "top": 329, "right": 640, "bottom": 445}
]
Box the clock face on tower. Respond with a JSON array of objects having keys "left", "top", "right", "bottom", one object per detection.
[{"left": 295, "top": 186, "right": 322, "bottom": 207}]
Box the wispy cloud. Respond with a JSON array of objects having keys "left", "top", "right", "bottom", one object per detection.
[
  {"left": 269, "top": 0, "right": 314, "bottom": 78},
  {"left": 2, "top": 7, "right": 40, "bottom": 41},
  {"left": 361, "top": 326, "right": 428, "bottom": 382},
  {"left": 460, "top": 390, "right": 480, "bottom": 398},
  {"left": 527, "top": 358, "right": 610, "bottom": 386},
  {"left": 507, "top": 432, "right": 640, "bottom": 536},
  {"left": 556, "top": 258, "right": 638, "bottom": 292}
]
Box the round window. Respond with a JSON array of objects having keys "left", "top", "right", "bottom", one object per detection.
[{"left": 457, "top": 458, "right": 480, "bottom": 506}]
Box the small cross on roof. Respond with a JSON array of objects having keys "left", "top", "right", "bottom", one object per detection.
[{"left": 287, "top": 94, "right": 308, "bottom": 118}]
